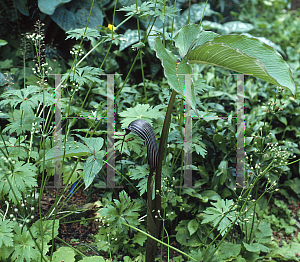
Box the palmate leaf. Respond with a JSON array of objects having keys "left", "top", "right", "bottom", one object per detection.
[
  {"left": 30, "top": 220, "right": 59, "bottom": 244},
  {"left": 216, "top": 242, "right": 241, "bottom": 260},
  {"left": 119, "top": 103, "right": 166, "bottom": 129},
  {"left": 3, "top": 110, "right": 43, "bottom": 136},
  {"left": 0, "top": 220, "right": 14, "bottom": 248},
  {"left": 43, "top": 136, "right": 104, "bottom": 161},
  {"left": 75, "top": 135, "right": 104, "bottom": 154},
  {"left": 42, "top": 136, "right": 105, "bottom": 189},
  {"left": 128, "top": 165, "right": 149, "bottom": 195},
  {"left": 0, "top": 85, "right": 37, "bottom": 107},
  {"left": 153, "top": 5, "right": 180, "bottom": 23},
  {"left": 0, "top": 85, "right": 54, "bottom": 114},
  {"left": 63, "top": 66, "right": 104, "bottom": 86},
  {"left": 132, "top": 232, "right": 147, "bottom": 246},
  {"left": 118, "top": 2, "right": 154, "bottom": 16},
  {"left": 202, "top": 199, "right": 236, "bottom": 236},
  {"left": 43, "top": 141, "right": 90, "bottom": 161},
  {"left": 0, "top": 162, "right": 38, "bottom": 204},
  {"left": 11, "top": 226, "right": 39, "bottom": 262},
  {"left": 66, "top": 27, "right": 100, "bottom": 41},
  {"left": 52, "top": 247, "right": 76, "bottom": 262},
  {"left": 99, "top": 190, "right": 141, "bottom": 231},
  {"left": 254, "top": 220, "right": 272, "bottom": 244}
]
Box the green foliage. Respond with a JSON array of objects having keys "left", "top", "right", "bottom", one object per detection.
[
  {"left": 0, "top": 39, "right": 8, "bottom": 46},
  {"left": 2, "top": 113, "right": 43, "bottom": 136},
  {"left": 175, "top": 220, "right": 202, "bottom": 247},
  {"left": 0, "top": 220, "right": 14, "bottom": 248},
  {"left": 31, "top": 219, "right": 59, "bottom": 244},
  {"left": 0, "top": 85, "right": 54, "bottom": 110},
  {"left": 128, "top": 165, "right": 149, "bottom": 195},
  {"left": 119, "top": 29, "right": 145, "bottom": 52},
  {"left": 119, "top": 0, "right": 180, "bottom": 23},
  {"left": 169, "top": 24, "right": 295, "bottom": 95},
  {"left": 39, "top": 0, "right": 73, "bottom": 15},
  {"left": 52, "top": 246, "right": 76, "bottom": 262},
  {"left": 0, "top": 219, "right": 57, "bottom": 262},
  {"left": 99, "top": 190, "right": 141, "bottom": 230},
  {"left": 154, "top": 37, "right": 196, "bottom": 111},
  {"left": 66, "top": 28, "right": 100, "bottom": 41},
  {"left": 202, "top": 199, "right": 237, "bottom": 237},
  {"left": 119, "top": 103, "right": 166, "bottom": 128},
  {"left": 0, "top": 161, "right": 38, "bottom": 204},
  {"left": 262, "top": 199, "right": 297, "bottom": 235},
  {"left": 50, "top": 0, "right": 104, "bottom": 32},
  {"left": 95, "top": 191, "right": 145, "bottom": 256},
  {"left": 216, "top": 242, "right": 241, "bottom": 260},
  {"left": 0, "top": 0, "right": 299, "bottom": 261},
  {"left": 63, "top": 66, "right": 104, "bottom": 86},
  {"left": 8, "top": 226, "right": 40, "bottom": 262}
]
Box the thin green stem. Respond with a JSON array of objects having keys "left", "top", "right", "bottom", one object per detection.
[
  {"left": 55, "top": 236, "right": 86, "bottom": 257},
  {"left": 155, "top": 90, "right": 177, "bottom": 234},
  {"left": 199, "top": 0, "right": 209, "bottom": 27},
  {"left": 122, "top": 222, "right": 196, "bottom": 261},
  {"left": 187, "top": 0, "right": 191, "bottom": 24},
  {"left": 170, "top": 0, "right": 177, "bottom": 40}
]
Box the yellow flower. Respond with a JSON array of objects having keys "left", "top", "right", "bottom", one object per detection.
[{"left": 108, "top": 24, "right": 116, "bottom": 31}]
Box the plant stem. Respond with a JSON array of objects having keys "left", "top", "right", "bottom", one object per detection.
[
  {"left": 155, "top": 89, "right": 177, "bottom": 236},
  {"left": 146, "top": 168, "right": 157, "bottom": 262},
  {"left": 122, "top": 222, "right": 196, "bottom": 261}
]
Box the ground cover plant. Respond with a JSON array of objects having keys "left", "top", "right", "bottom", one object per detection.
[{"left": 0, "top": 0, "right": 300, "bottom": 261}]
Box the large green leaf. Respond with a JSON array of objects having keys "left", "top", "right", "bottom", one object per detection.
[
  {"left": 192, "top": 30, "right": 219, "bottom": 47},
  {"left": 39, "top": 0, "right": 72, "bottom": 15},
  {"left": 202, "top": 21, "right": 254, "bottom": 34},
  {"left": 154, "top": 37, "right": 198, "bottom": 114},
  {"left": 119, "top": 29, "right": 145, "bottom": 51},
  {"left": 44, "top": 141, "right": 91, "bottom": 161},
  {"left": 51, "top": 0, "right": 104, "bottom": 31},
  {"left": 185, "top": 31, "right": 296, "bottom": 96},
  {"left": 83, "top": 151, "right": 105, "bottom": 188},
  {"left": 174, "top": 24, "right": 201, "bottom": 58},
  {"left": 161, "top": 24, "right": 296, "bottom": 96}
]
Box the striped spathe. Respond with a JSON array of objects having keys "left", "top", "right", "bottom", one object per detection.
[{"left": 126, "top": 119, "right": 159, "bottom": 169}]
